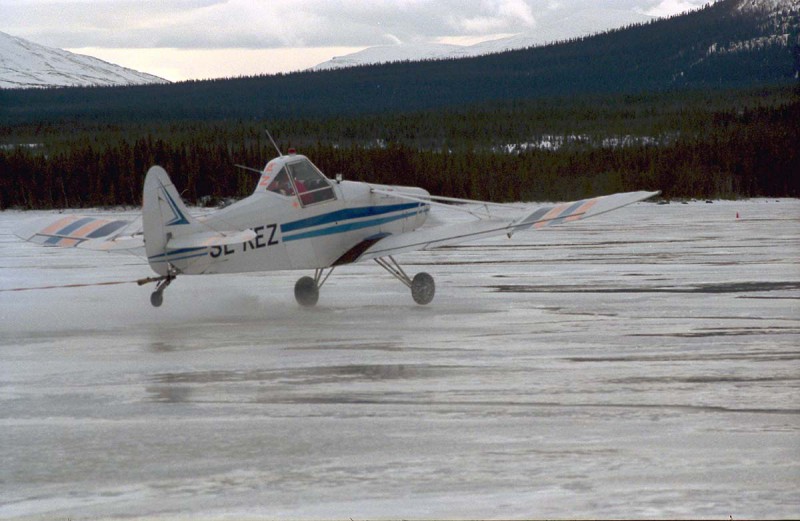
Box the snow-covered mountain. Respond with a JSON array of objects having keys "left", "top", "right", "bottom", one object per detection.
[
  {"left": 312, "top": 7, "right": 656, "bottom": 71},
  {"left": 0, "top": 31, "right": 167, "bottom": 89}
]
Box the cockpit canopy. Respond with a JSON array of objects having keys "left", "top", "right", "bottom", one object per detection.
[{"left": 258, "top": 155, "right": 336, "bottom": 206}]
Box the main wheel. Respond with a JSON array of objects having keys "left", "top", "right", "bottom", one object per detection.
[
  {"left": 411, "top": 272, "right": 435, "bottom": 305},
  {"left": 294, "top": 276, "right": 319, "bottom": 307}
]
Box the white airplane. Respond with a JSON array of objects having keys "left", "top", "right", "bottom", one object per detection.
[{"left": 16, "top": 147, "right": 658, "bottom": 307}]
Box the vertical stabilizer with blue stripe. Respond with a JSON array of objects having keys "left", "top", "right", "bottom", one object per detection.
[{"left": 143, "top": 165, "right": 203, "bottom": 276}]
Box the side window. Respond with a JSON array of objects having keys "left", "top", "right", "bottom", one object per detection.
[
  {"left": 266, "top": 168, "right": 295, "bottom": 197},
  {"left": 287, "top": 160, "right": 336, "bottom": 206}
]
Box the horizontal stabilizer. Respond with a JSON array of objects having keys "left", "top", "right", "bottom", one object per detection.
[
  {"left": 166, "top": 229, "right": 256, "bottom": 250},
  {"left": 80, "top": 235, "right": 144, "bottom": 251}
]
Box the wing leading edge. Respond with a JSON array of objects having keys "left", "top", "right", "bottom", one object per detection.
[
  {"left": 355, "top": 190, "right": 659, "bottom": 262},
  {"left": 14, "top": 214, "right": 145, "bottom": 253}
]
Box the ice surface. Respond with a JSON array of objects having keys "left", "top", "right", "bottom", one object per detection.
[{"left": 1, "top": 200, "right": 799, "bottom": 519}]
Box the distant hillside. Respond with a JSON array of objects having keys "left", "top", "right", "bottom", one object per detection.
[
  {"left": 312, "top": 6, "right": 654, "bottom": 70},
  {"left": 1, "top": 0, "right": 797, "bottom": 124},
  {"left": 0, "top": 31, "right": 168, "bottom": 89}
]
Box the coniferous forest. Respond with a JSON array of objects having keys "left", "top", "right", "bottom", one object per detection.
[{"left": 1, "top": 0, "right": 798, "bottom": 209}]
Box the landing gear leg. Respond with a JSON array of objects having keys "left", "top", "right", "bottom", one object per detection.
[
  {"left": 294, "top": 268, "right": 334, "bottom": 307},
  {"left": 138, "top": 265, "right": 178, "bottom": 308},
  {"left": 375, "top": 256, "right": 435, "bottom": 305}
]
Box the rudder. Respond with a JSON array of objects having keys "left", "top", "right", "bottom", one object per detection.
[{"left": 143, "top": 165, "right": 202, "bottom": 275}]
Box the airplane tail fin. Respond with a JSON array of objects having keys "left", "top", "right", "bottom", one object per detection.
[
  {"left": 142, "top": 166, "right": 257, "bottom": 276},
  {"left": 142, "top": 166, "right": 204, "bottom": 275}
]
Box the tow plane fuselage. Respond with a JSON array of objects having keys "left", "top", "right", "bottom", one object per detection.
[{"left": 148, "top": 152, "right": 430, "bottom": 277}]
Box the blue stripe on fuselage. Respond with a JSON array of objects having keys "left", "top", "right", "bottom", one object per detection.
[
  {"left": 282, "top": 210, "right": 422, "bottom": 242},
  {"left": 281, "top": 203, "right": 422, "bottom": 234},
  {"left": 146, "top": 203, "right": 427, "bottom": 260},
  {"left": 149, "top": 251, "right": 209, "bottom": 263},
  {"left": 148, "top": 247, "right": 206, "bottom": 260}
]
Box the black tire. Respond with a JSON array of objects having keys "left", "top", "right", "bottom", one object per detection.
[
  {"left": 411, "top": 272, "right": 435, "bottom": 305},
  {"left": 294, "top": 276, "right": 319, "bottom": 307},
  {"left": 150, "top": 291, "right": 163, "bottom": 307}
]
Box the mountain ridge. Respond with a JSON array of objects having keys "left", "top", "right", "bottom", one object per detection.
[
  {"left": 312, "top": 7, "right": 656, "bottom": 71},
  {"left": 1, "top": 0, "right": 797, "bottom": 124},
  {"left": 0, "top": 31, "right": 168, "bottom": 89}
]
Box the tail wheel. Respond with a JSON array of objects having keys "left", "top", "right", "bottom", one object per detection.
[
  {"left": 150, "top": 291, "right": 164, "bottom": 307},
  {"left": 145, "top": 267, "right": 176, "bottom": 308},
  {"left": 295, "top": 276, "right": 320, "bottom": 307},
  {"left": 411, "top": 272, "right": 435, "bottom": 305}
]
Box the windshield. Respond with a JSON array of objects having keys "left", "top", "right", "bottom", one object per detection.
[{"left": 286, "top": 159, "right": 336, "bottom": 206}]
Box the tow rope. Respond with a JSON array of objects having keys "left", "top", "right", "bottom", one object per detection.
[{"left": 0, "top": 276, "right": 164, "bottom": 293}]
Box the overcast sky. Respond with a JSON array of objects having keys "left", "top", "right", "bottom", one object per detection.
[{"left": 2, "top": 0, "right": 707, "bottom": 81}]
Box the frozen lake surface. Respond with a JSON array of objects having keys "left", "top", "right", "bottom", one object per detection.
[{"left": 1, "top": 199, "right": 799, "bottom": 519}]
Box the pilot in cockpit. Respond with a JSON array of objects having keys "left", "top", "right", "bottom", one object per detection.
[{"left": 266, "top": 169, "right": 294, "bottom": 197}]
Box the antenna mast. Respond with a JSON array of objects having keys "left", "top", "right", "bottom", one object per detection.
[{"left": 265, "top": 130, "right": 283, "bottom": 157}]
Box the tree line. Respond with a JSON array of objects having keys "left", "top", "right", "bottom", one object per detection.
[{"left": 1, "top": 88, "right": 797, "bottom": 209}]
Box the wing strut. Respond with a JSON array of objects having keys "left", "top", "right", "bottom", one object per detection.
[{"left": 370, "top": 187, "right": 528, "bottom": 219}]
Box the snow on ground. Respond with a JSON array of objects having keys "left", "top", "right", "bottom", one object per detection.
[{"left": 1, "top": 199, "right": 798, "bottom": 519}]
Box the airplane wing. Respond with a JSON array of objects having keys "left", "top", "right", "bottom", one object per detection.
[
  {"left": 15, "top": 212, "right": 256, "bottom": 255},
  {"left": 14, "top": 214, "right": 146, "bottom": 255},
  {"left": 354, "top": 190, "right": 659, "bottom": 262}
]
